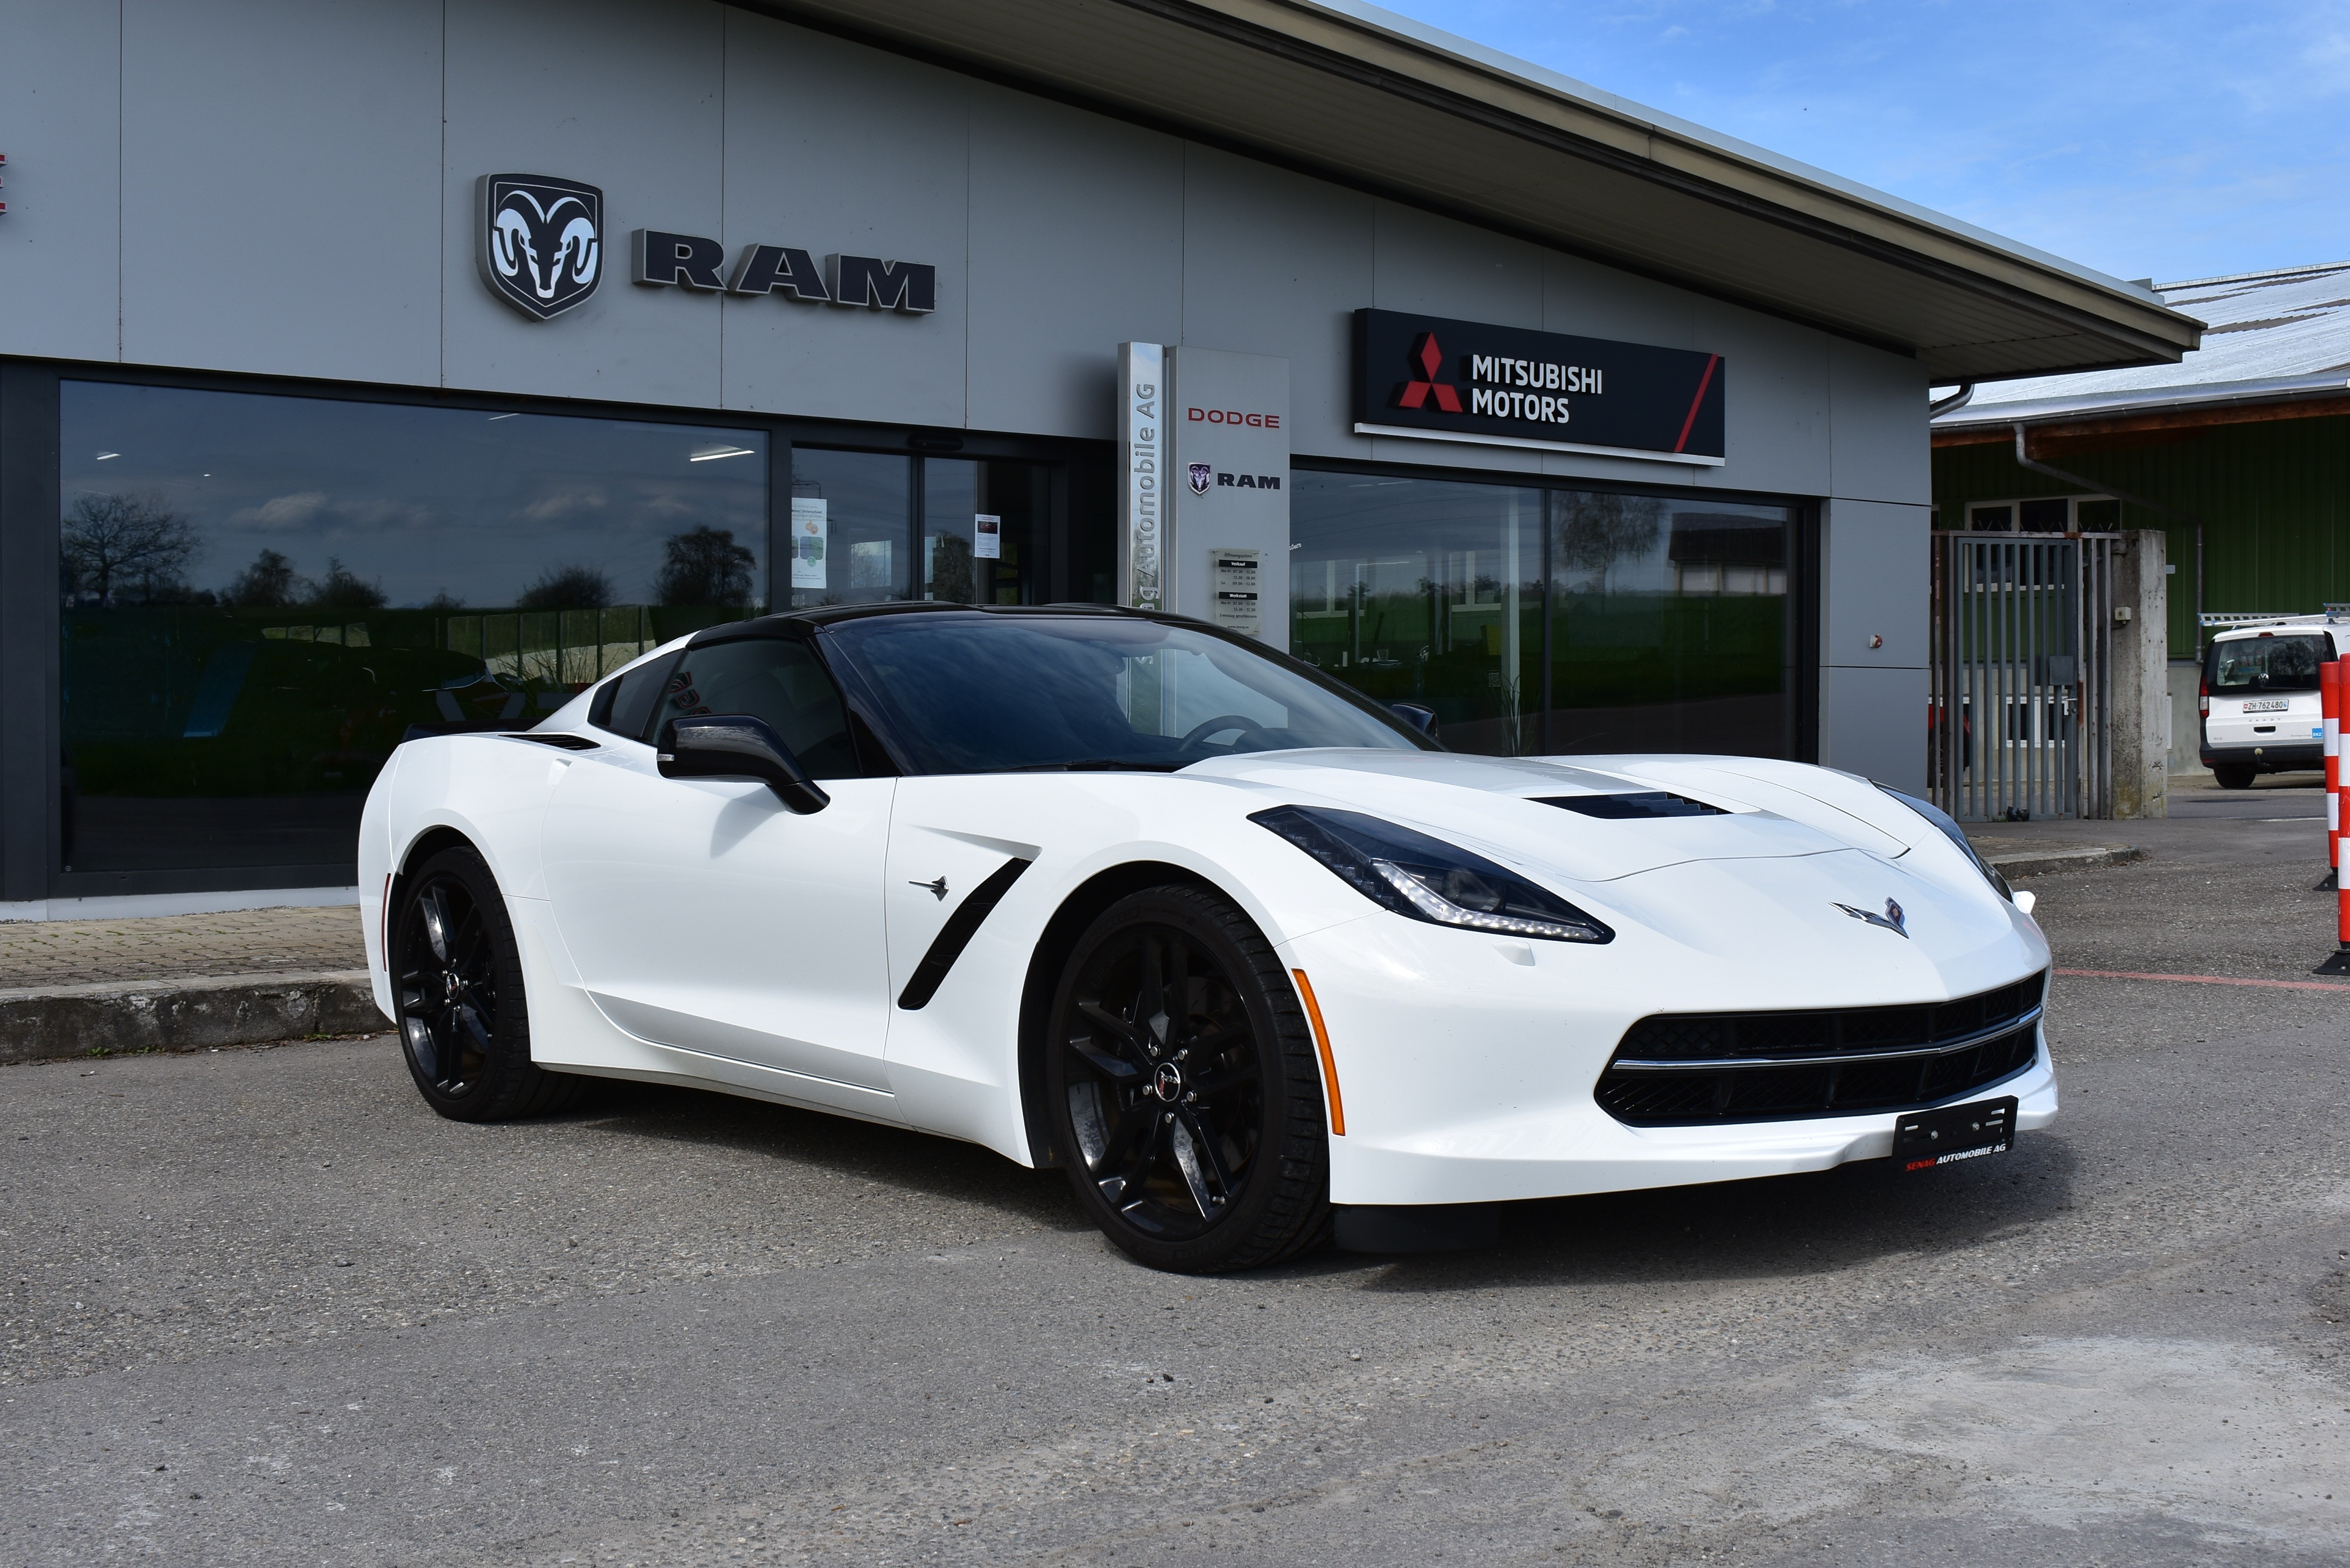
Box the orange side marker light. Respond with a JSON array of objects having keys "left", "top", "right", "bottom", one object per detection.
[{"left": 1292, "top": 969, "right": 1344, "bottom": 1136}]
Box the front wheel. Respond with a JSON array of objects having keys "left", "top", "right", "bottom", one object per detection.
[
  {"left": 391, "top": 845, "right": 580, "bottom": 1122},
  {"left": 1045, "top": 885, "right": 1330, "bottom": 1273}
]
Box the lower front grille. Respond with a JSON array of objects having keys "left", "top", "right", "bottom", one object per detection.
[{"left": 1595, "top": 973, "right": 2047, "bottom": 1126}]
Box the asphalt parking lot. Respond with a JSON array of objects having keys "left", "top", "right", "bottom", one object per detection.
[{"left": 5, "top": 783, "right": 2348, "bottom": 1565}]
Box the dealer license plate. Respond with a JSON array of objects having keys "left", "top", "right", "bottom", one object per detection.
[
  {"left": 1892, "top": 1096, "right": 2017, "bottom": 1172},
  {"left": 2241, "top": 698, "right": 2288, "bottom": 712}
]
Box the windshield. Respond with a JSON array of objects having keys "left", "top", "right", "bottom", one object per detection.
[
  {"left": 2207, "top": 633, "right": 2329, "bottom": 694},
  {"left": 823, "top": 613, "right": 1435, "bottom": 774}
]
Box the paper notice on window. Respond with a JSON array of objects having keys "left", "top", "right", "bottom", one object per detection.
[
  {"left": 974, "top": 513, "right": 1002, "bottom": 560},
  {"left": 791, "top": 498, "right": 828, "bottom": 589},
  {"left": 1211, "top": 547, "right": 1261, "bottom": 638}
]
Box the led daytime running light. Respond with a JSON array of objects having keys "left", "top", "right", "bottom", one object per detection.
[{"left": 1369, "top": 858, "right": 1604, "bottom": 941}]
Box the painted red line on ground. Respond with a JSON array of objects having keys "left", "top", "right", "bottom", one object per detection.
[{"left": 2055, "top": 967, "right": 2350, "bottom": 993}]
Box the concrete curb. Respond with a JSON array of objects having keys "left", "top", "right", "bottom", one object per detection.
[
  {"left": 0, "top": 970, "right": 386, "bottom": 1066},
  {"left": 1982, "top": 845, "right": 2145, "bottom": 880}
]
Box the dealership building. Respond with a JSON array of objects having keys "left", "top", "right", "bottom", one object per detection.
[{"left": 0, "top": 0, "right": 2197, "bottom": 915}]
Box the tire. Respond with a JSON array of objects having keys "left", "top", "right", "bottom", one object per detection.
[
  {"left": 1044, "top": 884, "right": 1331, "bottom": 1273},
  {"left": 390, "top": 845, "right": 581, "bottom": 1122},
  {"left": 2213, "top": 764, "right": 2256, "bottom": 790}
]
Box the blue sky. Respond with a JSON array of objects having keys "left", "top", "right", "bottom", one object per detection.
[{"left": 1378, "top": 1, "right": 2350, "bottom": 285}]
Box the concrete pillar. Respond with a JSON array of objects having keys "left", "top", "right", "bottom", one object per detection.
[{"left": 2110, "top": 529, "right": 2170, "bottom": 818}]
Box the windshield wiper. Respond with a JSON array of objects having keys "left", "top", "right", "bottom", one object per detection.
[{"left": 1000, "top": 758, "right": 1189, "bottom": 773}]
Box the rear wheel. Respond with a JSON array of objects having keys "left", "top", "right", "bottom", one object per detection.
[
  {"left": 1045, "top": 885, "right": 1330, "bottom": 1273},
  {"left": 391, "top": 845, "right": 580, "bottom": 1121},
  {"left": 2213, "top": 764, "right": 2256, "bottom": 790}
]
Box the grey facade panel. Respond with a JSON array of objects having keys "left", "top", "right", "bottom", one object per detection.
[
  {"left": 965, "top": 86, "right": 1182, "bottom": 443},
  {"left": 1828, "top": 338, "right": 1933, "bottom": 505},
  {"left": 718, "top": 10, "right": 970, "bottom": 425},
  {"left": 1821, "top": 498, "right": 1932, "bottom": 672},
  {"left": 0, "top": 1, "right": 121, "bottom": 364},
  {"left": 442, "top": 0, "right": 726, "bottom": 408},
  {"left": 121, "top": 0, "right": 442, "bottom": 385},
  {"left": 1178, "top": 147, "right": 1372, "bottom": 461},
  {"left": 1820, "top": 663, "right": 1929, "bottom": 792}
]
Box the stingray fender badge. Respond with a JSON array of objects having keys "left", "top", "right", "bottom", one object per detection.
[{"left": 1836, "top": 897, "right": 1908, "bottom": 937}]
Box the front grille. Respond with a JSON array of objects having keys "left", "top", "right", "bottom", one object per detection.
[{"left": 1595, "top": 972, "right": 2046, "bottom": 1126}]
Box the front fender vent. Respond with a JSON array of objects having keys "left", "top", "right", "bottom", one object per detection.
[{"left": 1596, "top": 971, "right": 2047, "bottom": 1125}]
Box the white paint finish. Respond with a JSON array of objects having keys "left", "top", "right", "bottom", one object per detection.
[
  {"left": 1822, "top": 497, "right": 1931, "bottom": 670},
  {"left": 718, "top": 13, "right": 967, "bottom": 425},
  {"left": 0, "top": 1, "right": 120, "bottom": 362},
  {"left": 1828, "top": 338, "right": 1932, "bottom": 504},
  {"left": 1181, "top": 148, "right": 1373, "bottom": 458},
  {"left": 365, "top": 671, "right": 2049, "bottom": 1216},
  {"left": 1819, "top": 662, "right": 1931, "bottom": 790},
  {"left": 966, "top": 87, "right": 1180, "bottom": 441},
  {"left": 443, "top": 0, "right": 723, "bottom": 407},
  {"left": 120, "top": 0, "right": 441, "bottom": 383},
  {"left": 540, "top": 743, "right": 896, "bottom": 1098},
  {"left": 1167, "top": 348, "right": 1288, "bottom": 626}
]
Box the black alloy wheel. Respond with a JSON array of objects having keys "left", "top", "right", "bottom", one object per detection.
[
  {"left": 1046, "top": 885, "right": 1330, "bottom": 1273},
  {"left": 391, "top": 845, "right": 579, "bottom": 1122}
]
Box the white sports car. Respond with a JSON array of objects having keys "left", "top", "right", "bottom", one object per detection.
[{"left": 359, "top": 604, "right": 2055, "bottom": 1272}]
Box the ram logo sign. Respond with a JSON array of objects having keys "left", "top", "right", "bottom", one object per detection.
[{"left": 478, "top": 175, "right": 603, "bottom": 321}]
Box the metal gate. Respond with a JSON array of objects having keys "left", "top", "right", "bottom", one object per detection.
[{"left": 1929, "top": 532, "right": 2117, "bottom": 821}]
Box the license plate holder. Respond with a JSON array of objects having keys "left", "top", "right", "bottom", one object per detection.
[
  {"left": 2241, "top": 698, "right": 2287, "bottom": 712},
  {"left": 1893, "top": 1096, "right": 2017, "bottom": 1172}
]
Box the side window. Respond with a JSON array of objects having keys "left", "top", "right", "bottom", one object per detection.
[
  {"left": 589, "top": 653, "right": 677, "bottom": 741},
  {"left": 658, "top": 638, "right": 859, "bottom": 779}
]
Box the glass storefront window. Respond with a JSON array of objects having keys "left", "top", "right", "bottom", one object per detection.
[
  {"left": 1291, "top": 473, "right": 1542, "bottom": 756},
  {"left": 59, "top": 381, "right": 770, "bottom": 874},
  {"left": 789, "top": 449, "right": 1047, "bottom": 611},
  {"left": 1292, "top": 469, "right": 1796, "bottom": 760}
]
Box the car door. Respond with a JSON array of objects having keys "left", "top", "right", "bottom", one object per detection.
[{"left": 542, "top": 632, "right": 895, "bottom": 1108}]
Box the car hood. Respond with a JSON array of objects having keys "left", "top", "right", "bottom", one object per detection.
[{"left": 1183, "top": 748, "right": 1909, "bottom": 883}]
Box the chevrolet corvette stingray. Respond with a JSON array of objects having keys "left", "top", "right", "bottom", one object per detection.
[{"left": 359, "top": 603, "right": 2055, "bottom": 1272}]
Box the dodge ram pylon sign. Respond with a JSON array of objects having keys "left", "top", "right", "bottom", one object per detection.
[{"left": 1352, "top": 309, "right": 1726, "bottom": 466}]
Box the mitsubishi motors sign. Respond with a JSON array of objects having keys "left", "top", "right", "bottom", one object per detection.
[{"left": 1352, "top": 308, "right": 1726, "bottom": 466}]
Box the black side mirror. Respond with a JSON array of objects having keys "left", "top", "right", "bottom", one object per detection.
[
  {"left": 658, "top": 714, "right": 831, "bottom": 814},
  {"left": 1389, "top": 701, "right": 1440, "bottom": 740}
]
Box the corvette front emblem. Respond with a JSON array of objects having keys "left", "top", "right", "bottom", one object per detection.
[{"left": 1835, "top": 897, "right": 1908, "bottom": 937}]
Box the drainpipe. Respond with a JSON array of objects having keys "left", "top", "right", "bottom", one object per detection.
[
  {"left": 1928, "top": 383, "right": 1976, "bottom": 418},
  {"left": 2010, "top": 422, "right": 2211, "bottom": 653}
]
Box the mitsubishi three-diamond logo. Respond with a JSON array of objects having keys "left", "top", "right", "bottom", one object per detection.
[{"left": 1393, "top": 331, "right": 1463, "bottom": 412}]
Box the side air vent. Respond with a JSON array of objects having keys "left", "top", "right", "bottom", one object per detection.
[
  {"left": 504, "top": 732, "right": 602, "bottom": 751},
  {"left": 1539, "top": 792, "right": 1724, "bottom": 819}
]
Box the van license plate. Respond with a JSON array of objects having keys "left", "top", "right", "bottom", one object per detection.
[
  {"left": 1893, "top": 1097, "right": 2017, "bottom": 1172},
  {"left": 2241, "top": 699, "right": 2288, "bottom": 712}
]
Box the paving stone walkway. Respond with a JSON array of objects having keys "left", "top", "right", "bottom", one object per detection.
[{"left": 0, "top": 905, "right": 365, "bottom": 990}]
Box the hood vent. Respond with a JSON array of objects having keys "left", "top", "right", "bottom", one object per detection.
[{"left": 1537, "top": 791, "right": 1724, "bottom": 820}]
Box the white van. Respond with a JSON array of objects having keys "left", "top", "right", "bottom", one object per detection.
[{"left": 2201, "top": 616, "right": 2344, "bottom": 788}]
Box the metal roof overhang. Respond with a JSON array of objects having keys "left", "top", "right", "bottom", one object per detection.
[{"left": 739, "top": 0, "right": 2201, "bottom": 382}]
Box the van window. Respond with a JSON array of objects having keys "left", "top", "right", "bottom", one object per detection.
[{"left": 2206, "top": 634, "right": 2329, "bottom": 694}]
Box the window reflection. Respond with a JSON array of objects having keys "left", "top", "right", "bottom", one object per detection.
[
  {"left": 1291, "top": 470, "right": 1794, "bottom": 760},
  {"left": 788, "top": 449, "right": 1047, "bottom": 611},
  {"left": 1290, "top": 474, "right": 1540, "bottom": 756},
  {"left": 59, "top": 382, "right": 769, "bottom": 874}
]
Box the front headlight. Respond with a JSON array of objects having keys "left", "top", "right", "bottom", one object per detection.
[{"left": 1251, "top": 805, "right": 1613, "bottom": 943}]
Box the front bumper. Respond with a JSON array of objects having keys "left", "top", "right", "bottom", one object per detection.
[{"left": 1283, "top": 909, "right": 2057, "bottom": 1208}]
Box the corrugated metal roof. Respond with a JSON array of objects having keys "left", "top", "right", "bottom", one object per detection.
[{"left": 1937, "top": 261, "right": 2350, "bottom": 428}]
